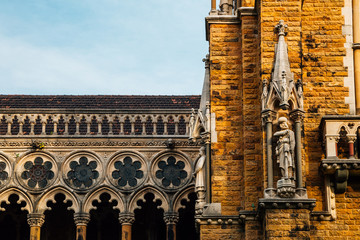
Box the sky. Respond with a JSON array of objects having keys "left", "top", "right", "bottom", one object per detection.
[{"left": 0, "top": 0, "right": 209, "bottom": 95}]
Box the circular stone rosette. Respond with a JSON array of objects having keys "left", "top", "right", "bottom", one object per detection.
[
  {"left": 62, "top": 153, "right": 103, "bottom": 191},
  {"left": 151, "top": 153, "right": 191, "bottom": 191},
  {"left": 0, "top": 155, "right": 11, "bottom": 189},
  {"left": 107, "top": 152, "right": 147, "bottom": 191},
  {"left": 16, "top": 153, "right": 57, "bottom": 192}
]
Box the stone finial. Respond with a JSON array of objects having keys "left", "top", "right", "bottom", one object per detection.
[
  {"left": 202, "top": 54, "right": 210, "bottom": 68},
  {"left": 275, "top": 20, "right": 288, "bottom": 36}
]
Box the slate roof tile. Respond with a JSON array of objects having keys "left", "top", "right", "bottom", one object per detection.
[{"left": 0, "top": 95, "right": 200, "bottom": 109}]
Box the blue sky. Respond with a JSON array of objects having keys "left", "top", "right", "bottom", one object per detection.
[{"left": 0, "top": 0, "right": 209, "bottom": 95}]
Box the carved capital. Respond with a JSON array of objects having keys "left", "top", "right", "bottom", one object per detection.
[
  {"left": 347, "top": 135, "right": 357, "bottom": 144},
  {"left": 262, "top": 110, "right": 276, "bottom": 125},
  {"left": 74, "top": 213, "right": 90, "bottom": 226},
  {"left": 27, "top": 213, "right": 45, "bottom": 227},
  {"left": 290, "top": 110, "right": 305, "bottom": 123},
  {"left": 163, "top": 212, "right": 179, "bottom": 225},
  {"left": 119, "top": 213, "right": 135, "bottom": 225}
]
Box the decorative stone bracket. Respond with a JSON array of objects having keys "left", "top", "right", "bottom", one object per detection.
[{"left": 320, "top": 115, "right": 360, "bottom": 194}]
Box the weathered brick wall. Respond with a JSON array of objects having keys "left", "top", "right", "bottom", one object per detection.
[
  {"left": 310, "top": 188, "right": 360, "bottom": 239},
  {"left": 241, "top": 15, "right": 263, "bottom": 213},
  {"left": 200, "top": 225, "right": 244, "bottom": 240},
  {"left": 301, "top": 0, "right": 349, "bottom": 210},
  {"left": 265, "top": 209, "right": 311, "bottom": 239},
  {"left": 209, "top": 22, "right": 243, "bottom": 216}
]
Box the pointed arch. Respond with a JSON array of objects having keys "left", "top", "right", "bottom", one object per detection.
[
  {"left": 36, "top": 186, "right": 80, "bottom": 214},
  {"left": 129, "top": 186, "right": 169, "bottom": 212},
  {"left": 173, "top": 185, "right": 195, "bottom": 212},
  {"left": 83, "top": 186, "right": 125, "bottom": 213},
  {"left": 337, "top": 124, "right": 351, "bottom": 135},
  {"left": 0, "top": 187, "right": 33, "bottom": 213}
]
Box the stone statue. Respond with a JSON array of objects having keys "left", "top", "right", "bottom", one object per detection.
[
  {"left": 194, "top": 146, "right": 206, "bottom": 188},
  {"left": 189, "top": 109, "right": 196, "bottom": 140},
  {"left": 261, "top": 79, "right": 268, "bottom": 110},
  {"left": 296, "top": 79, "right": 304, "bottom": 109},
  {"left": 274, "top": 117, "right": 295, "bottom": 179},
  {"left": 194, "top": 146, "right": 206, "bottom": 214}
]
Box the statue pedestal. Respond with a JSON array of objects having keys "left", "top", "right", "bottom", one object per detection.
[
  {"left": 277, "top": 178, "right": 296, "bottom": 198},
  {"left": 195, "top": 186, "right": 206, "bottom": 215}
]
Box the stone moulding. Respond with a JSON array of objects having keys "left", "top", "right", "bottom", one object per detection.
[
  {"left": 205, "top": 15, "right": 240, "bottom": 41},
  {"left": 258, "top": 198, "right": 316, "bottom": 211},
  {"left": 0, "top": 139, "right": 200, "bottom": 148},
  {"left": 195, "top": 215, "right": 241, "bottom": 226}
]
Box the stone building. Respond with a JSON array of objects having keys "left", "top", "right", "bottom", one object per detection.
[
  {"left": 194, "top": 0, "right": 360, "bottom": 239},
  {"left": 0, "top": 96, "right": 201, "bottom": 240},
  {"left": 1, "top": 0, "right": 360, "bottom": 239}
]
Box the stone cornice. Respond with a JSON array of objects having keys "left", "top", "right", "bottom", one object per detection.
[
  {"left": 0, "top": 108, "right": 193, "bottom": 114},
  {"left": 205, "top": 15, "right": 240, "bottom": 41},
  {"left": 0, "top": 139, "right": 201, "bottom": 148},
  {"left": 237, "top": 7, "right": 256, "bottom": 16}
]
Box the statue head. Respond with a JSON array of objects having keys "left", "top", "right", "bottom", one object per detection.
[{"left": 278, "top": 117, "right": 289, "bottom": 130}]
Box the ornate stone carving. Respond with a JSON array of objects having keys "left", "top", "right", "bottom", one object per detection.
[
  {"left": 274, "top": 117, "right": 295, "bottom": 180},
  {"left": 119, "top": 213, "right": 135, "bottom": 225},
  {"left": 19, "top": 156, "right": 55, "bottom": 190},
  {"left": 112, "top": 156, "right": 143, "bottom": 187},
  {"left": 194, "top": 146, "right": 206, "bottom": 214},
  {"left": 27, "top": 213, "right": 45, "bottom": 227},
  {"left": 274, "top": 117, "right": 296, "bottom": 198},
  {"left": 63, "top": 153, "right": 103, "bottom": 191},
  {"left": 0, "top": 140, "right": 200, "bottom": 147},
  {"left": 74, "top": 213, "right": 91, "bottom": 226},
  {"left": 67, "top": 157, "right": 99, "bottom": 188},
  {"left": 0, "top": 161, "right": 9, "bottom": 187},
  {"left": 163, "top": 212, "right": 179, "bottom": 225},
  {"left": 262, "top": 20, "right": 303, "bottom": 112},
  {"left": 156, "top": 156, "right": 188, "bottom": 187}
]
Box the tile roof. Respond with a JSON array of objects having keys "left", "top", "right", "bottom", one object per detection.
[{"left": 0, "top": 95, "right": 200, "bottom": 109}]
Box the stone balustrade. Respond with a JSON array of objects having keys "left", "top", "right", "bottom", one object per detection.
[{"left": 0, "top": 110, "right": 191, "bottom": 137}]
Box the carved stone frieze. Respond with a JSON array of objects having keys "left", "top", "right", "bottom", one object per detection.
[{"left": 0, "top": 140, "right": 200, "bottom": 148}]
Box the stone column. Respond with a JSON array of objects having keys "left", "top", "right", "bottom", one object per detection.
[
  {"left": 262, "top": 110, "right": 276, "bottom": 198},
  {"left": 27, "top": 213, "right": 45, "bottom": 240},
  {"left": 74, "top": 213, "right": 90, "bottom": 240},
  {"left": 164, "top": 212, "right": 179, "bottom": 240},
  {"left": 290, "top": 110, "right": 305, "bottom": 190},
  {"left": 347, "top": 135, "right": 357, "bottom": 159},
  {"left": 119, "top": 213, "right": 135, "bottom": 240}
]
